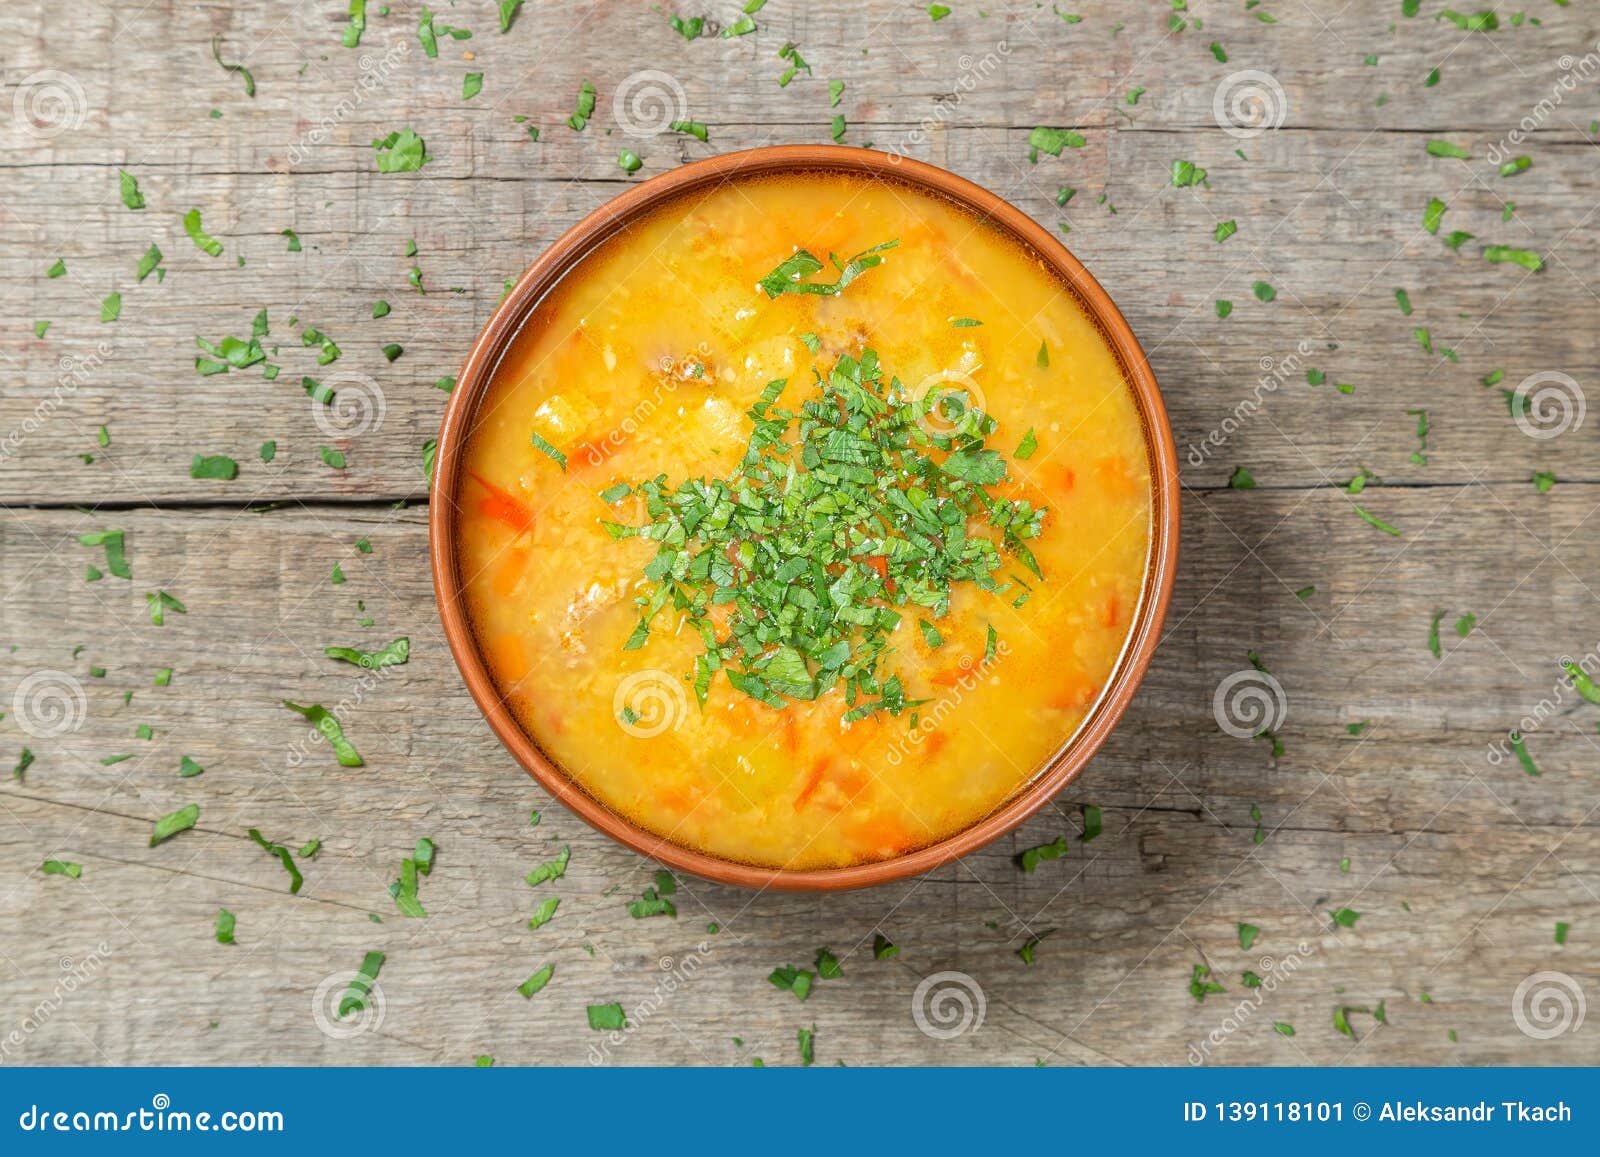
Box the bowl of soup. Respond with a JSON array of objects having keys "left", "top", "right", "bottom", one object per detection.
[{"left": 430, "top": 145, "right": 1178, "bottom": 890}]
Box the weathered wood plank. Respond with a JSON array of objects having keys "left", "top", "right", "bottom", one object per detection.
[{"left": 1, "top": 489, "right": 1595, "bottom": 1065}]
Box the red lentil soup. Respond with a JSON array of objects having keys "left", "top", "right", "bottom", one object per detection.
[{"left": 456, "top": 170, "right": 1152, "bottom": 870}]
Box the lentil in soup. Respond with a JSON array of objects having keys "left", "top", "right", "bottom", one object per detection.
[{"left": 457, "top": 171, "right": 1151, "bottom": 870}]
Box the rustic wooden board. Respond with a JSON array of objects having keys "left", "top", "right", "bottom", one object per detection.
[{"left": 1, "top": 1, "right": 1597, "bottom": 1067}]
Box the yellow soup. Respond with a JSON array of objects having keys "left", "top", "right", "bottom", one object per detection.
[{"left": 457, "top": 171, "right": 1151, "bottom": 870}]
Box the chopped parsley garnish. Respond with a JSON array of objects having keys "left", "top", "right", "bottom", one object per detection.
[
  {"left": 1017, "top": 835, "right": 1068, "bottom": 873},
  {"left": 758, "top": 241, "right": 898, "bottom": 298},
  {"left": 463, "top": 72, "right": 484, "bottom": 101},
  {"left": 528, "top": 896, "right": 560, "bottom": 930},
  {"left": 149, "top": 804, "right": 200, "bottom": 846},
  {"left": 586, "top": 1002, "right": 628, "bottom": 1030},
  {"left": 1214, "top": 220, "right": 1237, "bottom": 243},
  {"left": 1028, "top": 125, "right": 1086, "bottom": 158},
  {"left": 136, "top": 244, "right": 163, "bottom": 282},
  {"left": 769, "top": 965, "right": 814, "bottom": 1000},
  {"left": 78, "top": 529, "right": 131, "bottom": 579},
  {"left": 1189, "top": 963, "right": 1225, "bottom": 1002},
  {"left": 325, "top": 637, "right": 410, "bottom": 669},
  {"left": 1228, "top": 465, "right": 1256, "bottom": 489},
  {"left": 145, "top": 590, "right": 187, "bottom": 625},
  {"left": 525, "top": 845, "right": 570, "bottom": 887},
  {"left": 567, "top": 81, "right": 596, "bottom": 131},
  {"left": 190, "top": 454, "right": 238, "bottom": 481},
  {"left": 872, "top": 933, "right": 899, "bottom": 959},
  {"left": 41, "top": 859, "right": 83, "bottom": 878},
  {"left": 373, "top": 129, "right": 431, "bottom": 173},
  {"left": 1252, "top": 280, "right": 1275, "bottom": 302},
  {"left": 118, "top": 170, "right": 145, "bottom": 210},
  {"left": 179, "top": 755, "right": 204, "bottom": 778},
  {"left": 248, "top": 828, "right": 304, "bottom": 894},
  {"left": 1425, "top": 140, "right": 1469, "bottom": 159},
  {"left": 1238, "top": 922, "right": 1260, "bottom": 950},
  {"left": 605, "top": 341, "right": 1046, "bottom": 719},
  {"left": 518, "top": 963, "right": 555, "bottom": 998},
  {"left": 1482, "top": 245, "right": 1543, "bottom": 271},
  {"left": 183, "top": 208, "right": 224, "bottom": 257},
  {"left": 281, "top": 701, "right": 363, "bottom": 766},
  {"left": 338, "top": 951, "right": 385, "bottom": 1017},
  {"left": 1329, "top": 906, "right": 1361, "bottom": 928},
  {"left": 210, "top": 35, "right": 256, "bottom": 97}
]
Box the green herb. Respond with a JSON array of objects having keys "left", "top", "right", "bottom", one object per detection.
[
  {"left": 33, "top": 320, "right": 50, "bottom": 337},
  {"left": 1252, "top": 280, "right": 1275, "bottom": 302},
  {"left": 1015, "top": 428, "right": 1038, "bottom": 459},
  {"left": 815, "top": 948, "right": 841, "bottom": 979},
  {"left": 373, "top": 129, "right": 430, "bottom": 173},
  {"left": 77, "top": 529, "right": 131, "bottom": 579},
  {"left": 150, "top": 804, "right": 200, "bottom": 846},
  {"left": 829, "top": 79, "right": 845, "bottom": 107},
  {"left": 248, "top": 828, "right": 304, "bottom": 894},
  {"left": 1329, "top": 906, "right": 1361, "bottom": 928},
  {"left": 567, "top": 81, "right": 597, "bottom": 131},
  {"left": 154, "top": 668, "right": 172, "bottom": 686},
  {"left": 527, "top": 897, "right": 560, "bottom": 930},
  {"left": 190, "top": 454, "right": 238, "bottom": 481},
  {"left": 1352, "top": 504, "right": 1401, "bottom": 536},
  {"left": 324, "top": 638, "right": 410, "bottom": 670},
  {"left": 617, "top": 149, "right": 643, "bottom": 174},
  {"left": 338, "top": 951, "right": 385, "bottom": 1017},
  {"left": 1422, "top": 197, "right": 1446, "bottom": 234},
  {"left": 1242, "top": 970, "right": 1263, "bottom": 988},
  {"left": 1426, "top": 140, "right": 1470, "bottom": 159},
  {"left": 1017, "top": 835, "right": 1068, "bottom": 873},
  {"left": 1189, "top": 963, "right": 1225, "bottom": 1002},
  {"left": 1028, "top": 126, "right": 1086, "bottom": 157},
  {"left": 118, "top": 170, "right": 146, "bottom": 210},
  {"left": 670, "top": 119, "right": 709, "bottom": 141},
  {"left": 1424, "top": 67, "right": 1440, "bottom": 87},
  {"left": 1171, "top": 159, "right": 1207, "bottom": 187},
  {"left": 525, "top": 846, "right": 570, "bottom": 887},
  {"left": 1482, "top": 245, "right": 1543, "bottom": 271},
  {"left": 1228, "top": 465, "right": 1256, "bottom": 489},
  {"left": 135, "top": 243, "right": 164, "bottom": 282},
  {"left": 769, "top": 966, "right": 814, "bottom": 1000},
  {"left": 722, "top": 14, "right": 756, "bottom": 36},
  {"left": 1273, "top": 1021, "right": 1295, "bottom": 1037},
  {"left": 381, "top": 343, "right": 403, "bottom": 362},
  {"left": 1215, "top": 299, "right": 1233, "bottom": 318},
  {"left": 668, "top": 13, "right": 705, "bottom": 39},
  {"left": 1214, "top": 220, "right": 1237, "bottom": 243},
  {"left": 1499, "top": 156, "right": 1532, "bottom": 178},
  {"left": 498, "top": 0, "right": 524, "bottom": 33},
  {"left": 1238, "top": 922, "right": 1260, "bottom": 950},
  {"left": 183, "top": 208, "right": 224, "bottom": 257},
  {"left": 99, "top": 292, "right": 121, "bottom": 323},
  {"left": 831, "top": 114, "right": 846, "bottom": 142},
  {"left": 215, "top": 907, "right": 236, "bottom": 944},
  {"left": 179, "top": 755, "right": 204, "bottom": 778},
  {"left": 518, "top": 963, "right": 555, "bottom": 998},
  {"left": 872, "top": 933, "right": 899, "bottom": 959},
  {"left": 1394, "top": 287, "right": 1412, "bottom": 315},
  {"left": 46, "top": 258, "right": 66, "bottom": 278},
  {"left": 1454, "top": 612, "right": 1475, "bottom": 637},
  {"left": 529, "top": 431, "right": 568, "bottom": 471},
  {"left": 586, "top": 1003, "right": 628, "bottom": 1030},
  {"left": 1126, "top": 87, "right": 1144, "bottom": 104},
  {"left": 281, "top": 701, "right": 363, "bottom": 766},
  {"left": 210, "top": 35, "right": 256, "bottom": 96},
  {"left": 145, "top": 590, "right": 186, "bottom": 625},
  {"left": 319, "top": 446, "right": 347, "bottom": 469},
  {"left": 928, "top": 3, "right": 951, "bottom": 18},
  {"left": 463, "top": 72, "right": 483, "bottom": 101},
  {"left": 797, "top": 1024, "right": 816, "bottom": 1066},
  {"left": 1555, "top": 921, "right": 1570, "bottom": 945},
  {"left": 758, "top": 240, "right": 898, "bottom": 298},
  {"left": 40, "top": 857, "right": 84, "bottom": 879}
]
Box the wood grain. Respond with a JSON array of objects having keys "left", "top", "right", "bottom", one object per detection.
[{"left": 1, "top": 0, "right": 1597, "bottom": 1067}]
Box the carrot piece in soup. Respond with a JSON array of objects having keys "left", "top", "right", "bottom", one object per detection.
[
  {"left": 467, "top": 470, "right": 535, "bottom": 535},
  {"left": 489, "top": 633, "right": 531, "bottom": 684}
]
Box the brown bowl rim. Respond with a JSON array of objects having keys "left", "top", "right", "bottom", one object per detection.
[{"left": 429, "top": 144, "right": 1179, "bottom": 892}]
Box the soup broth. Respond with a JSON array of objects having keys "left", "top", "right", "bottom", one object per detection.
[{"left": 457, "top": 171, "right": 1151, "bottom": 870}]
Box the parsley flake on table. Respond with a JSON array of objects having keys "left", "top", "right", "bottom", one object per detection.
[
  {"left": 586, "top": 1002, "right": 628, "bottom": 1030},
  {"left": 373, "top": 129, "right": 430, "bottom": 173},
  {"left": 518, "top": 963, "right": 555, "bottom": 998},
  {"left": 149, "top": 804, "right": 200, "bottom": 846},
  {"left": 338, "top": 951, "right": 385, "bottom": 1017},
  {"left": 1017, "top": 835, "right": 1068, "bottom": 873},
  {"left": 281, "top": 701, "right": 363, "bottom": 766},
  {"left": 42, "top": 859, "right": 83, "bottom": 878}
]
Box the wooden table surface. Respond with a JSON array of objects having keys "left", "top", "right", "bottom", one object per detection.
[{"left": 2, "top": 0, "right": 1597, "bottom": 1068}]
